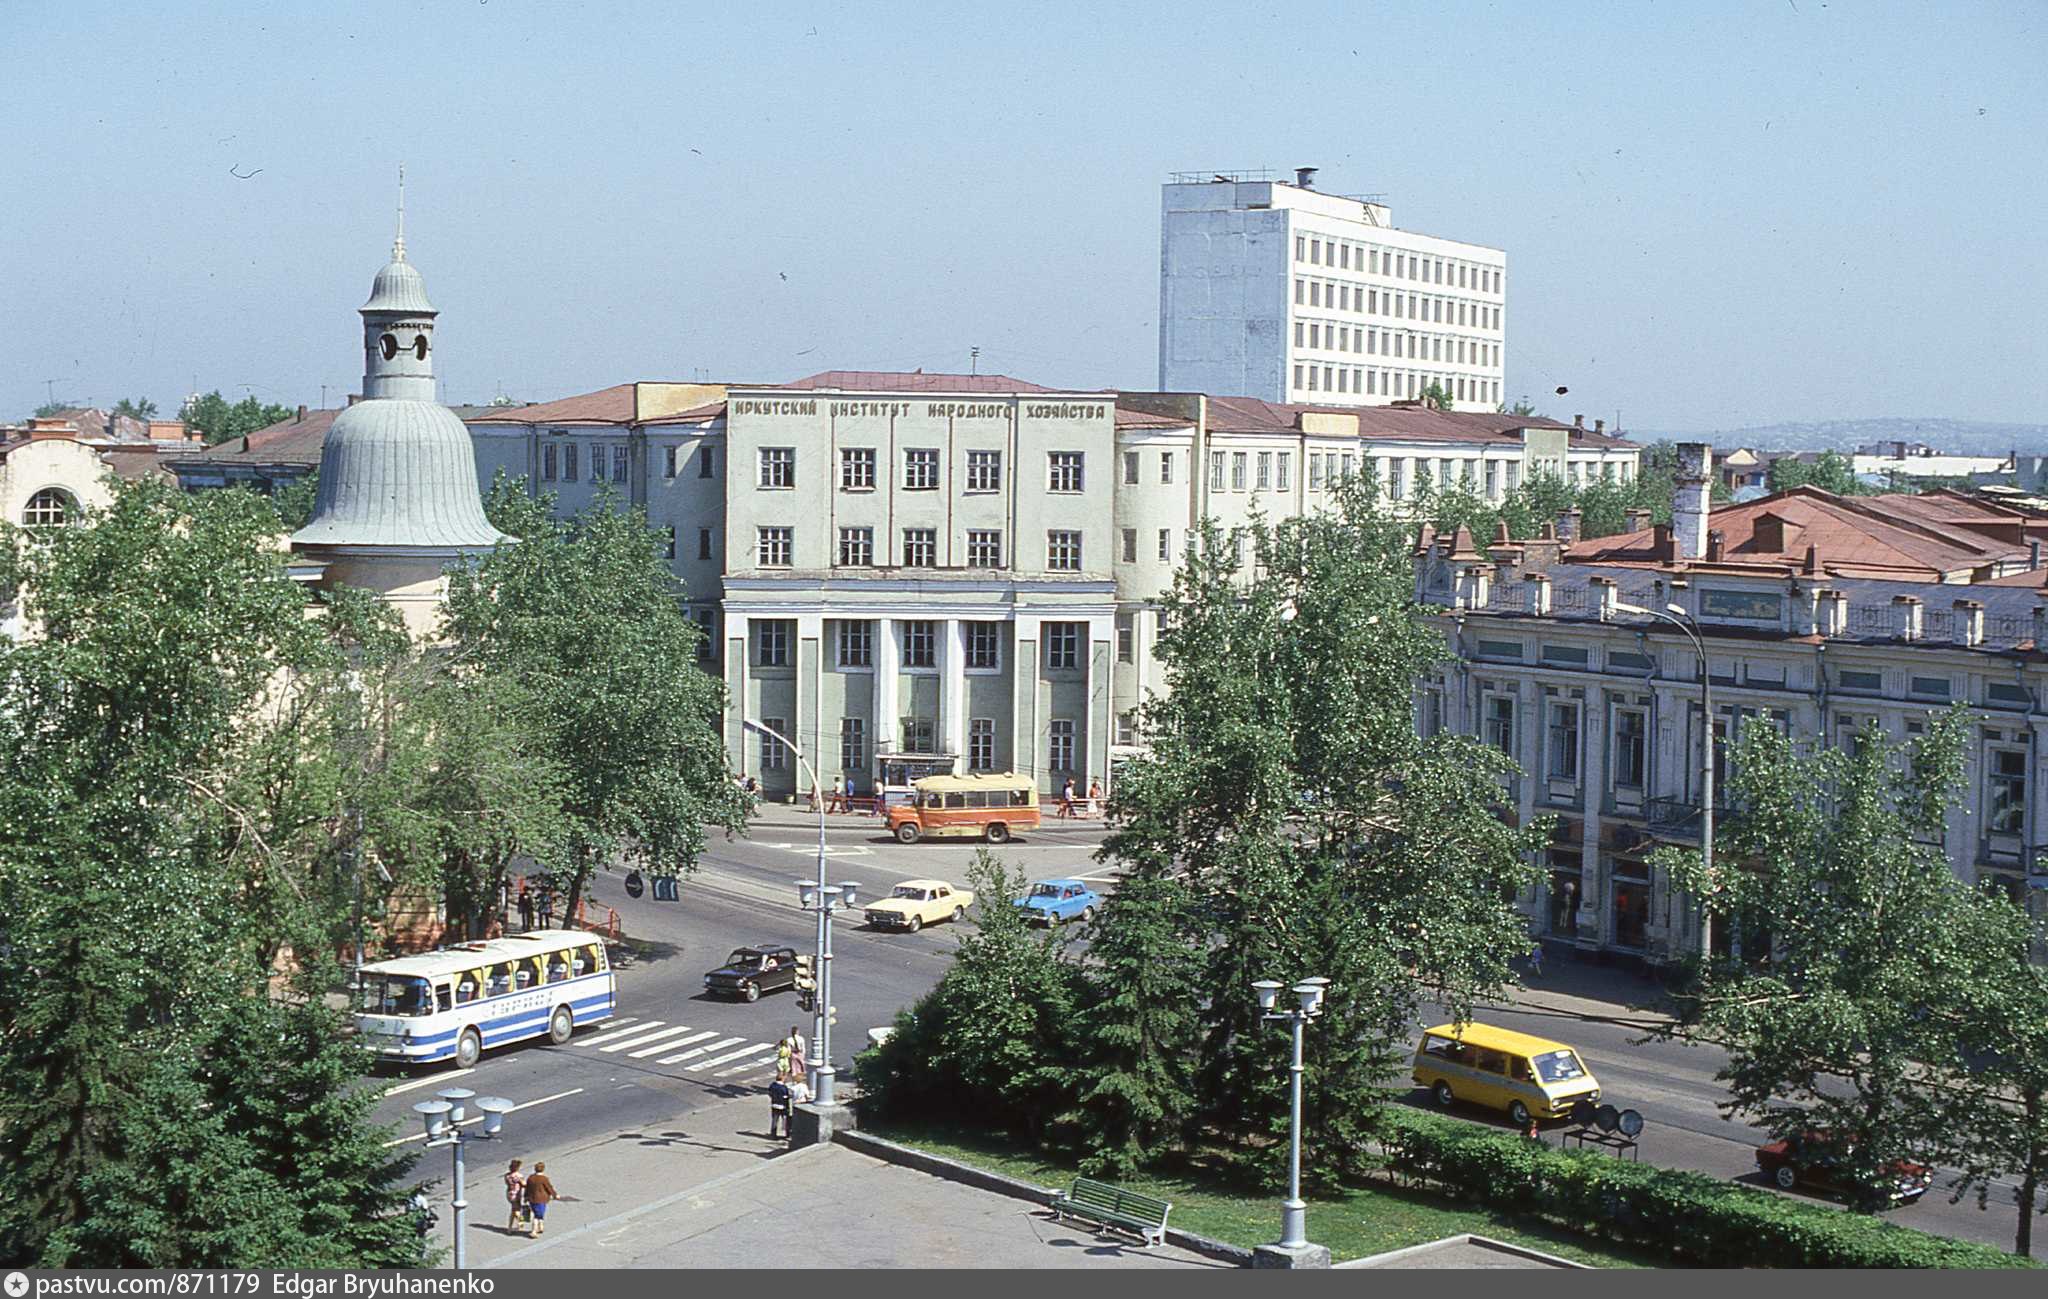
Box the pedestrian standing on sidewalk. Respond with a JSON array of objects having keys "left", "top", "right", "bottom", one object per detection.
[
  {"left": 767, "top": 1071, "right": 792, "bottom": 1139},
  {"left": 503, "top": 1159, "right": 528, "bottom": 1232},
  {"left": 517, "top": 884, "right": 533, "bottom": 933},
  {"left": 1059, "top": 777, "right": 1077, "bottom": 818},
  {"left": 1086, "top": 778, "right": 1102, "bottom": 814},
  {"left": 538, "top": 887, "right": 554, "bottom": 930},
  {"left": 788, "top": 1026, "right": 807, "bottom": 1084},
  {"left": 523, "top": 1162, "right": 557, "bottom": 1237},
  {"left": 1527, "top": 940, "right": 1544, "bottom": 979}
]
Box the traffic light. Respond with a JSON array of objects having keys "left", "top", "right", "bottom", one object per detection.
[{"left": 795, "top": 954, "right": 817, "bottom": 1011}]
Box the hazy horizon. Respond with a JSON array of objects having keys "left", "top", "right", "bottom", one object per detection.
[{"left": 4, "top": 1, "right": 2042, "bottom": 430}]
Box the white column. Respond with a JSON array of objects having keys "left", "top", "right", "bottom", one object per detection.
[
  {"left": 941, "top": 618, "right": 967, "bottom": 763},
  {"left": 875, "top": 618, "right": 900, "bottom": 758},
  {"left": 1086, "top": 613, "right": 1115, "bottom": 792}
]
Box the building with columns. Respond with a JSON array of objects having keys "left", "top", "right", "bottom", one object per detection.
[
  {"left": 464, "top": 374, "right": 1634, "bottom": 802},
  {"left": 291, "top": 214, "right": 505, "bottom": 636},
  {"left": 1413, "top": 448, "right": 2048, "bottom": 966}
]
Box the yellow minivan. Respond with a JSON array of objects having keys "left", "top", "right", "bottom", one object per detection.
[{"left": 1412, "top": 1023, "right": 1601, "bottom": 1127}]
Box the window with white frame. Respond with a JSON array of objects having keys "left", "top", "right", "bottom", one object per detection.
[
  {"left": 1159, "top": 450, "right": 1174, "bottom": 484},
  {"left": 761, "top": 719, "right": 788, "bottom": 771},
  {"left": 837, "top": 620, "right": 873, "bottom": 669},
  {"left": 757, "top": 526, "right": 792, "bottom": 567},
  {"left": 754, "top": 620, "right": 790, "bottom": 668},
  {"left": 1256, "top": 451, "right": 1272, "bottom": 489},
  {"left": 837, "top": 526, "right": 873, "bottom": 567},
  {"left": 1116, "top": 616, "right": 1134, "bottom": 663},
  {"left": 966, "top": 622, "right": 1000, "bottom": 670},
  {"left": 1123, "top": 451, "right": 1140, "bottom": 485},
  {"left": 1276, "top": 451, "right": 1291, "bottom": 491},
  {"left": 1309, "top": 453, "right": 1325, "bottom": 491},
  {"left": 902, "top": 527, "right": 937, "bottom": 567},
  {"left": 1115, "top": 711, "right": 1136, "bottom": 746},
  {"left": 901, "top": 717, "right": 936, "bottom": 753},
  {"left": 901, "top": 620, "right": 936, "bottom": 669},
  {"left": 968, "top": 718, "right": 996, "bottom": 771},
  {"left": 1612, "top": 707, "right": 1648, "bottom": 789},
  {"left": 1209, "top": 450, "right": 1225, "bottom": 490},
  {"left": 1157, "top": 528, "right": 1171, "bottom": 561},
  {"left": 841, "top": 447, "right": 876, "bottom": 490},
  {"left": 1547, "top": 700, "right": 1581, "bottom": 781},
  {"left": 1987, "top": 742, "right": 2028, "bottom": 834},
  {"left": 966, "top": 449, "right": 1001, "bottom": 492},
  {"left": 1044, "top": 622, "right": 1082, "bottom": 670},
  {"left": 904, "top": 448, "right": 939, "bottom": 490},
  {"left": 1046, "top": 530, "right": 1082, "bottom": 571},
  {"left": 1048, "top": 451, "right": 1085, "bottom": 493},
  {"left": 840, "top": 717, "right": 866, "bottom": 772},
  {"left": 966, "top": 529, "right": 1002, "bottom": 567},
  {"left": 1231, "top": 452, "right": 1247, "bottom": 490},
  {"left": 1049, "top": 719, "right": 1076, "bottom": 772},
  {"left": 1483, "top": 693, "right": 1514, "bottom": 755}
]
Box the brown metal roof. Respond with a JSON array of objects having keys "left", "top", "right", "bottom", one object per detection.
[
  {"left": 464, "top": 384, "right": 638, "bottom": 425},
  {"left": 1200, "top": 395, "right": 1626, "bottom": 447},
  {"left": 1565, "top": 487, "right": 2030, "bottom": 581},
  {"left": 166, "top": 408, "right": 340, "bottom": 467},
  {"left": 774, "top": 370, "right": 1066, "bottom": 394}
]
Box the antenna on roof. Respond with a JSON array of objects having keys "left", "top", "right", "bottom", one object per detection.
[
  {"left": 970, "top": 346, "right": 980, "bottom": 376},
  {"left": 393, "top": 162, "right": 407, "bottom": 261}
]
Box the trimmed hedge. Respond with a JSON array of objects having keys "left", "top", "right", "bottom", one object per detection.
[{"left": 1380, "top": 1109, "right": 2035, "bottom": 1269}]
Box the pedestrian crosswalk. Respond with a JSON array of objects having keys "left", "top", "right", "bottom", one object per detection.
[{"left": 569, "top": 1017, "right": 784, "bottom": 1079}]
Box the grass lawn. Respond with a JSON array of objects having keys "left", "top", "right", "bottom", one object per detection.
[{"left": 867, "top": 1120, "right": 1663, "bottom": 1269}]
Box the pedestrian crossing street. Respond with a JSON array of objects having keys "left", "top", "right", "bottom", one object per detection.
[{"left": 568, "top": 1017, "right": 786, "bottom": 1080}]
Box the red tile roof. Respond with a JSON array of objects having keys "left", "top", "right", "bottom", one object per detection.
[
  {"left": 774, "top": 370, "right": 1066, "bottom": 394},
  {"left": 166, "top": 408, "right": 341, "bottom": 466},
  {"left": 1114, "top": 406, "right": 1191, "bottom": 429},
  {"left": 1565, "top": 487, "right": 2029, "bottom": 581},
  {"left": 1200, "top": 395, "right": 1626, "bottom": 446},
  {"left": 464, "top": 384, "right": 638, "bottom": 425}
]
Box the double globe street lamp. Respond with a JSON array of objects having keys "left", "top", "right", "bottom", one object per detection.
[
  {"left": 1610, "top": 598, "right": 1715, "bottom": 959},
  {"left": 411, "top": 1087, "right": 515, "bottom": 1269},
  {"left": 795, "top": 876, "right": 859, "bottom": 1107},
  {"left": 1252, "top": 975, "right": 1331, "bottom": 1268}
]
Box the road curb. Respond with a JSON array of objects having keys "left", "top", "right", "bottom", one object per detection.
[{"left": 835, "top": 1129, "right": 1254, "bottom": 1267}]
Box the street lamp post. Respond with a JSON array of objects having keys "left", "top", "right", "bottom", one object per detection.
[
  {"left": 1613, "top": 600, "right": 1713, "bottom": 961},
  {"left": 411, "top": 1088, "right": 514, "bottom": 1269},
  {"left": 742, "top": 718, "right": 848, "bottom": 1108},
  {"left": 1251, "top": 975, "right": 1331, "bottom": 1269}
]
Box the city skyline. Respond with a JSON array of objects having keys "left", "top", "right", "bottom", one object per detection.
[{"left": 3, "top": 1, "right": 2042, "bottom": 432}]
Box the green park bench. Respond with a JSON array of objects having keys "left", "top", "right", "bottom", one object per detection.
[{"left": 1049, "top": 1176, "right": 1172, "bottom": 1247}]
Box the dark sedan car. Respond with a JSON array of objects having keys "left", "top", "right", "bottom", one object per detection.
[
  {"left": 1754, "top": 1131, "right": 1932, "bottom": 1208},
  {"left": 703, "top": 945, "right": 798, "bottom": 1002}
]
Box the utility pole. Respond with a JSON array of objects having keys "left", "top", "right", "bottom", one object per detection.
[{"left": 970, "top": 346, "right": 980, "bottom": 375}]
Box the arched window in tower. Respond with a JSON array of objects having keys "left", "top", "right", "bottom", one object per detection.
[
  {"left": 413, "top": 334, "right": 429, "bottom": 361},
  {"left": 380, "top": 333, "right": 399, "bottom": 361},
  {"left": 22, "top": 488, "right": 76, "bottom": 529}
]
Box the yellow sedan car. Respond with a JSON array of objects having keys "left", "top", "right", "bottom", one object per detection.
[{"left": 862, "top": 879, "right": 974, "bottom": 933}]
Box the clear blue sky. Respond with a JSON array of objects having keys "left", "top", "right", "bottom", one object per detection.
[{"left": 3, "top": 1, "right": 2041, "bottom": 432}]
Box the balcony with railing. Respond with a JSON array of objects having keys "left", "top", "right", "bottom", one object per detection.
[{"left": 1643, "top": 796, "right": 1731, "bottom": 841}]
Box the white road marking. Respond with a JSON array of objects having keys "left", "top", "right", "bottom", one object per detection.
[
  {"left": 380, "top": 1068, "right": 474, "bottom": 1097},
  {"left": 772, "top": 842, "right": 874, "bottom": 858},
  {"left": 382, "top": 1088, "right": 585, "bottom": 1146},
  {"left": 634, "top": 1029, "right": 716, "bottom": 1059},
  {"left": 656, "top": 1036, "right": 742, "bottom": 1065},
  {"left": 599, "top": 1024, "right": 701, "bottom": 1054},
  {"left": 711, "top": 1047, "right": 780, "bottom": 1077},
  {"left": 578, "top": 1021, "right": 666, "bottom": 1050},
  {"left": 688, "top": 1042, "right": 776, "bottom": 1072}
]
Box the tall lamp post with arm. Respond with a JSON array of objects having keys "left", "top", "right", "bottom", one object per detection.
[
  {"left": 1612, "top": 599, "right": 1713, "bottom": 961},
  {"left": 1250, "top": 975, "right": 1332, "bottom": 1269}
]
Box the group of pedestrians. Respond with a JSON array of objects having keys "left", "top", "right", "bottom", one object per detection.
[
  {"left": 765, "top": 1026, "right": 810, "bottom": 1142},
  {"left": 1054, "top": 777, "right": 1103, "bottom": 819},
  {"left": 500, "top": 1158, "right": 560, "bottom": 1237},
  {"left": 510, "top": 880, "right": 555, "bottom": 932}
]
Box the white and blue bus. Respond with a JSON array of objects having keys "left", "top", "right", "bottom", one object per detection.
[{"left": 353, "top": 930, "right": 617, "bottom": 1069}]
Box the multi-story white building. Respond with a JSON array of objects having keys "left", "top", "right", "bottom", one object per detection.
[
  {"left": 1158, "top": 170, "right": 1507, "bottom": 412},
  {"left": 1414, "top": 451, "right": 2048, "bottom": 966},
  {"left": 468, "top": 375, "right": 1634, "bottom": 803}
]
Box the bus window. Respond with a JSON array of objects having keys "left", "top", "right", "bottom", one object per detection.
[
  {"left": 435, "top": 983, "right": 453, "bottom": 1013},
  {"left": 965, "top": 791, "right": 987, "bottom": 808},
  {"left": 546, "top": 955, "right": 568, "bottom": 983},
  {"left": 359, "top": 976, "right": 431, "bottom": 1017},
  {"left": 456, "top": 972, "right": 479, "bottom": 1004},
  {"left": 488, "top": 964, "right": 513, "bottom": 996},
  {"left": 945, "top": 793, "right": 966, "bottom": 809},
  {"left": 1010, "top": 790, "right": 1031, "bottom": 807},
  {"left": 575, "top": 945, "right": 598, "bottom": 975}
]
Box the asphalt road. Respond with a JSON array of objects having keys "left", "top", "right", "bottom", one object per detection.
[{"left": 366, "top": 813, "right": 2039, "bottom": 1257}]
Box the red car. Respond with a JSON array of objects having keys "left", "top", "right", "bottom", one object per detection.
[{"left": 1754, "top": 1131, "right": 1932, "bottom": 1208}]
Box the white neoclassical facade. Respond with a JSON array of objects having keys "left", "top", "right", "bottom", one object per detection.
[
  {"left": 1159, "top": 171, "right": 1508, "bottom": 412},
  {"left": 466, "top": 375, "right": 1636, "bottom": 802}
]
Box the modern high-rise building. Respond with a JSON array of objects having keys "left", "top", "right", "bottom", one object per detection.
[{"left": 1158, "top": 170, "right": 1507, "bottom": 412}]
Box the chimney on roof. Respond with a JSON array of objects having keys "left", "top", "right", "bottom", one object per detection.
[
  {"left": 1556, "top": 507, "right": 1582, "bottom": 545},
  {"left": 1706, "top": 529, "right": 1725, "bottom": 562},
  {"left": 296, "top": 405, "right": 307, "bottom": 423},
  {"left": 1624, "top": 507, "right": 1652, "bottom": 534},
  {"left": 1294, "top": 167, "right": 1318, "bottom": 189},
  {"left": 1893, "top": 594, "right": 1923, "bottom": 642},
  {"left": 1955, "top": 599, "right": 1985, "bottom": 648},
  {"left": 1573, "top": 414, "right": 1584, "bottom": 429},
  {"left": 1651, "top": 523, "right": 1677, "bottom": 563},
  {"left": 1672, "top": 442, "right": 1714, "bottom": 560},
  {"left": 346, "top": 393, "right": 362, "bottom": 406},
  {"left": 1595, "top": 419, "right": 1605, "bottom": 435},
  {"left": 2032, "top": 540, "right": 2042, "bottom": 569}
]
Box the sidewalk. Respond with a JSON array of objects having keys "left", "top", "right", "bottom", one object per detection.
[
  {"left": 741, "top": 805, "right": 1110, "bottom": 833},
  {"left": 1485, "top": 949, "right": 1681, "bottom": 1030}
]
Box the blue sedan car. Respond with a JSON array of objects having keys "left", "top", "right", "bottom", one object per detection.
[{"left": 1015, "top": 878, "right": 1100, "bottom": 926}]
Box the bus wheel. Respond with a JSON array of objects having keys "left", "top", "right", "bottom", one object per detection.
[
  {"left": 896, "top": 823, "right": 920, "bottom": 844},
  {"left": 985, "top": 822, "right": 1010, "bottom": 844},
  {"left": 548, "top": 1006, "right": 574, "bottom": 1045},
  {"left": 456, "top": 1028, "right": 482, "bottom": 1070},
  {"left": 1432, "top": 1081, "right": 1455, "bottom": 1109}
]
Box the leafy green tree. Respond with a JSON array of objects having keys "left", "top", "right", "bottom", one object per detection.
[
  {"left": 0, "top": 479, "right": 420, "bottom": 1266},
  {"left": 1419, "top": 381, "right": 1453, "bottom": 411},
  {"left": 112, "top": 396, "right": 158, "bottom": 420},
  {"left": 1944, "top": 890, "right": 2048, "bottom": 1257},
  {"left": 858, "top": 852, "right": 1085, "bottom": 1143},
  {"left": 272, "top": 469, "right": 319, "bottom": 531},
  {"left": 1766, "top": 454, "right": 1815, "bottom": 494},
  {"left": 31, "top": 399, "right": 70, "bottom": 419},
  {"left": 443, "top": 477, "right": 747, "bottom": 918},
  {"left": 1659, "top": 714, "right": 1981, "bottom": 1210},
  {"left": 183, "top": 390, "right": 295, "bottom": 446},
  {"left": 1807, "top": 449, "right": 1865, "bottom": 495}
]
